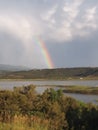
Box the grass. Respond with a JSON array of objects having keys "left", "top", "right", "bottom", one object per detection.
[{"left": 0, "top": 115, "right": 48, "bottom": 130}]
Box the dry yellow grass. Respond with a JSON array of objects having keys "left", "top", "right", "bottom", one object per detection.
[{"left": 0, "top": 115, "right": 49, "bottom": 130}]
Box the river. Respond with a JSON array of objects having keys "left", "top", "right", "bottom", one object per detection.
[{"left": 0, "top": 80, "right": 98, "bottom": 105}]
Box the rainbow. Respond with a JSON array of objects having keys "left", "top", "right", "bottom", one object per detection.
[{"left": 35, "top": 37, "right": 54, "bottom": 69}]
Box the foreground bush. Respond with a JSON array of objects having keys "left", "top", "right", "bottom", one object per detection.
[{"left": 0, "top": 84, "right": 98, "bottom": 130}]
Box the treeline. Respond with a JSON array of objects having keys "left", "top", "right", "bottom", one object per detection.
[
  {"left": 0, "top": 85, "right": 98, "bottom": 130},
  {"left": 1, "top": 67, "right": 98, "bottom": 79}
]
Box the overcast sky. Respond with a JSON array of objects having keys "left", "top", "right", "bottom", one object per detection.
[{"left": 0, "top": 0, "right": 98, "bottom": 68}]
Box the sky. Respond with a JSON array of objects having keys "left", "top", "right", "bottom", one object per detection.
[{"left": 0, "top": 0, "right": 98, "bottom": 69}]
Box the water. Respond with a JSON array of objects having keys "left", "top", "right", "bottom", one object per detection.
[
  {"left": 0, "top": 80, "right": 98, "bottom": 104},
  {"left": 64, "top": 93, "right": 98, "bottom": 105},
  {"left": 0, "top": 80, "right": 98, "bottom": 89}
]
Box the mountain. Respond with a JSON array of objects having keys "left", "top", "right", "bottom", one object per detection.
[{"left": 0, "top": 64, "right": 30, "bottom": 72}]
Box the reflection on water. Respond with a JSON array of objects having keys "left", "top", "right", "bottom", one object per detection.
[{"left": 0, "top": 80, "right": 98, "bottom": 105}]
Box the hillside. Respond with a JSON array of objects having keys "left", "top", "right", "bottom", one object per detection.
[{"left": 1, "top": 67, "right": 98, "bottom": 79}]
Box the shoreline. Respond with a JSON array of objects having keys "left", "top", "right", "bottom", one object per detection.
[{"left": 0, "top": 77, "right": 98, "bottom": 81}]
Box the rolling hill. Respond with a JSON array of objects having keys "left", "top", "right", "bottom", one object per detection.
[{"left": 1, "top": 67, "right": 98, "bottom": 79}]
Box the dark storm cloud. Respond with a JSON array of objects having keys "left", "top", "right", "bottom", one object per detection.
[
  {"left": 47, "top": 30, "right": 98, "bottom": 68},
  {"left": 0, "top": 30, "right": 24, "bottom": 65}
]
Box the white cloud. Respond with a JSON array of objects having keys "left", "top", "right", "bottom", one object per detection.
[
  {"left": 0, "top": 12, "right": 46, "bottom": 67},
  {"left": 40, "top": 0, "right": 84, "bottom": 42},
  {"left": 40, "top": 5, "right": 57, "bottom": 27},
  {"left": 83, "top": 7, "right": 98, "bottom": 30},
  {"left": 85, "top": 7, "right": 97, "bottom": 22},
  {"left": 74, "top": 6, "right": 98, "bottom": 37},
  {"left": 63, "top": 0, "right": 83, "bottom": 20},
  {"left": 45, "top": 1, "right": 98, "bottom": 42},
  {"left": 0, "top": 13, "right": 42, "bottom": 44},
  {"left": 0, "top": 0, "right": 98, "bottom": 44}
]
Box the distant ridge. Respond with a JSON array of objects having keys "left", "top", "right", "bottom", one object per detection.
[
  {"left": 0, "top": 64, "right": 30, "bottom": 71},
  {"left": 1, "top": 67, "right": 98, "bottom": 79}
]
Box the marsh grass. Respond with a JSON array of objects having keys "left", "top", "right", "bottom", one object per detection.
[{"left": 63, "top": 85, "right": 98, "bottom": 94}]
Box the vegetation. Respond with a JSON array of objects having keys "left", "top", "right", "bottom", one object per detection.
[
  {"left": 1, "top": 67, "right": 98, "bottom": 79},
  {"left": 0, "top": 116, "right": 48, "bottom": 130},
  {"left": 63, "top": 85, "right": 98, "bottom": 94},
  {"left": 0, "top": 84, "right": 98, "bottom": 130}
]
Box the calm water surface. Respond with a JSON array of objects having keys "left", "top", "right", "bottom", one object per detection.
[{"left": 0, "top": 80, "right": 98, "bottom": 104}]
